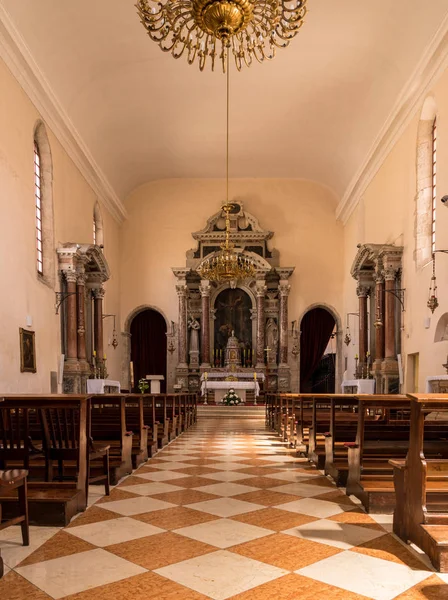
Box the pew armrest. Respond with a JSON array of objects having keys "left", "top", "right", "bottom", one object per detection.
[
  {"left": 323, "top": 432, "right": 331, "bottom": 437},
  {"left": 344, "top": 442, "right": 359, "bottom": 449},
  {"left": 389, "top": 459, "right": 406, "bottom": 470}
]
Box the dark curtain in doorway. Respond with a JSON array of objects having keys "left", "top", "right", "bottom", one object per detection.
[
  {"left": 130, "top": 309, "right": 167, "bottom": 392},
  {"left": 300, "top": 308, "right": 335, "bottom": 391}
]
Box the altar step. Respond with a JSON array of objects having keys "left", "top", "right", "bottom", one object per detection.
[{"left": 197, "top": 405, "right": 265, "bottom": 419}]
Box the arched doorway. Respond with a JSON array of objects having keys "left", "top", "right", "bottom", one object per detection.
[
  {"left": 300, "top": 307, "right": 337, "bottom": 393},
  {"left": 130, "top": 309, "right": 167, "bottom": 392},
  {"left": 213, "top": 288, "right": 253, "bottom": 367}
]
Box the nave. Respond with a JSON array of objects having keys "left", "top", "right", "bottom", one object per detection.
[{"left": 1, "top": 412, "right": 446, "bottom": 600}]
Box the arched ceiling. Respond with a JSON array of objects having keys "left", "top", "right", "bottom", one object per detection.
[{"left": 1, "top": 0, "right": 448, "bottom": 204}]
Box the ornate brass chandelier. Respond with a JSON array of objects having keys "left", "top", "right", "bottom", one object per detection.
[
  {"left": 197, "top": 54, "right": 257, "bottom": 284},
  {"left": 136, "top": 0, "right": 307, "bottom": 71}
]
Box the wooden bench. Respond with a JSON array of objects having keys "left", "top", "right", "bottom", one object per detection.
[
  {"left": 392, "top": 393, "right": 448, "bottom": 571},
  {"left": 0, "top": 469, "right": 29, "bottom": 579},
  {"left": 0, "top": 395, "right": 90, "bottom": 526},
  {"left": 345, "top": 394, "right": 448, "bottom": 513}
]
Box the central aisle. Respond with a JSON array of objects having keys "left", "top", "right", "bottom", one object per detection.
[{"left": 2, "top": 413, "right": 444, "bottom": 599}]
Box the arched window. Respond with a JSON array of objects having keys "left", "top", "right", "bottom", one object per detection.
[
  {"left": 415, "top": 97, "right": 437, "bottom": 269},
  {"left": 33, "top": 122, "right": 55, "bottom": 286},
  {"left": 93, "top": 201, "right": 104, "bottom": 248}
]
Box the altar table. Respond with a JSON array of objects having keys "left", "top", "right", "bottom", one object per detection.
[
  {"left": 341, "top": 379, "right": 375, "bottom": 394},
  {"left": 87, "top": 379, "right": 121, "bottom": 394},
  {"left": 201, "top": 380, "right": 260, "bottom": 403}
]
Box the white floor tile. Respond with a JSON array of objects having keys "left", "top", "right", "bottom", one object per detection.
[
  {"left": 133, "top": 470, "right": 187, "bottom": 482},
  {"left": 151, "top": 462, "right": 194, "bottom": 470},
  {"left": 283, "top": 518, "right": 385, "bottom": 550},
  {"left": 174, "top": 518, "right": 273, "bottom": 548},
  {"left": 297, "top": 550, "right": 432, "bottom": 600},
  {"left": 201, "top": 471, "right": 252, "bottom": 482},
  {"left": 118, "top": 482, "right": 182, "bottom": 496},
  {"left": 187, "top": 498, "right": 264, "bottom": 517},
  {"left": 154, "top": 454, "right": 197, "bottom": 462},
  {"left": 0, "top": 525, "right": 60, "bottom": 569},
  {"left": 155, "top": 550, "right": 288, "bottom": 600},
  {"left": 16, "top": 548, "right": 146, "bottom": 599},
  {"left": 99, "top": 496, "right": 176, "bottom": 516},
  {"left": 269, "top": 482, "right": 330, "bottom": 497},
  {"left": 203, "top": 462, "right": 249, "bottom": 471},
  {"left": 267, "top": 471, "right": 322, "bottom": 481},
  {"left": 276, "top": 497, "right": 353, "bottom": 518},
  {"left": 66, "top": 517, "right": 164, "bottom": 547},
  {"left": 194, "top": 482, "right": 260, "bottom": 496},
  {"left": 369, "top": 513, "right": 394, "bottom": 532}
]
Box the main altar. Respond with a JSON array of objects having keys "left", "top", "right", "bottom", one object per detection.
[{"left": 171, "top": 202, "right": 296, "bottom": 395}]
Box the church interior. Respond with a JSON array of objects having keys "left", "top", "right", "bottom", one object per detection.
[{"left": 2, "top": 0, "right": 448, "bottom": 598}]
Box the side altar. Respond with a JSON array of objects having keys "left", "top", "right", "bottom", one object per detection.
[{"left": 171, "top": 202, "right": 296, "bottom": 394}]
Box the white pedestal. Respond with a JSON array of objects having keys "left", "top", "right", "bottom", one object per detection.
[
  {"left": 146, "top": 375, "right": 165, "bottom": 394},
  {"left": 341, "top": 379, "right": 375, "bottom": 394},
  {"left": 425, "top": 375, "right": 448, "bottom": 393}
]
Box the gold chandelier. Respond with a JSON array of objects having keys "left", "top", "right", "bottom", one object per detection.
[
  {"left": 136, "top": 0, "right": 307, "bottom": 72},
  {"left": 197, "top": 52, "right": 256, "bottom": 283}
]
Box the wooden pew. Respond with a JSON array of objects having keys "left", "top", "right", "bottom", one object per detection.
[
  {"left": 122, "top": 394, "right": 155, "bottom": 465},
  {"left": 346, "top": 394, "right": 448, "bottom": 513},
  {"left": 0, "top": 395, "right": 90, "bottom": 526},
  {"left": 392, "top": 393, "right": 448, "bottom": 572},
  {"left": 153, "top": 395, "right": 170, "bottom": 447}
]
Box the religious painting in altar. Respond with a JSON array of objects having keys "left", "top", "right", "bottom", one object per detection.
[
  {"left": 214, "top": 289, "right": 252, "bottom": 364},
  {"left": 130, "top": 309, "right": 167, "bottom": 393}
]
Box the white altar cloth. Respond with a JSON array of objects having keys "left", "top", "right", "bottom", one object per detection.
[
  {"left": 87, "top": 379, "right": 121, "bottom": 394},
  {"left": 341, "top": 379, "right": 375, "bottom": 394},
  {"left": 426, "top": 375, "right": 448, "bottom": 393},
  {"left": 201, "top": 380, "right": 260, "bottom": 397},
  {"left": 201, "top": 372, "right": 265, "bottom": 381}
]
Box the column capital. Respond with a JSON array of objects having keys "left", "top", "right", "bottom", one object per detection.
[
  {"left": 356, "top": 285, "right": 370, "bottom": 298},
  {"left": 176, "top": 284, "right": 188, "bottom": 297},
  {"left": 77, "top": 272, "right": 88, "bottom": 286},
  {"left": 63, "top": 269, "right": 78, "bottom": 284},
  {"left": 382, "top": 267, "right": 399, "bottom": 281},
  {"left": 256, "top": 281, "right": 267, "bottom": 297},
  {"left": 200, "top": 281, "right": 211, "bottom": 297},
  {"left": 278, "top": 282, "right": 291, "bottom": 297},
  {"left": 92, "top": 286, "right": 105, "bottom": 299}
]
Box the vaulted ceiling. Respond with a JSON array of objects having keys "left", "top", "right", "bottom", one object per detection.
[{"left": 1, "top": 0, "right": 448, "bottom": 206}]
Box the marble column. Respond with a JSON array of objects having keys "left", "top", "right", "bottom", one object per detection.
[
  {"left": 256, "top": 281, "right": 267, "bottom": 368},
  {"left": 278, "top": 281, "right": 291, "bottom": 367},
  {"left": 384, "top": 269, "right": 397, "bottom": 360},
  {"left": 76, "top": 273, "right": 87, "bottom": 361},
  {"left": 65, "top": 271, "right": 78, "bottom": 360},
  {"left": 93, "top": 286, "right": 105, "bottom": 369},
  {"left": 177, "top": 283, "right": 188, "bottom": 368},
  {"left": 200, "top": 280, "right": 211, "bottom": 368},
  {"left": 357, "top": 285, "right": 369, "bottom": 376}
]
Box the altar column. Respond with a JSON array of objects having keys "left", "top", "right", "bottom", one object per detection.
[
  {"left": 177, "top": 283, "right": 188, "bottom": 368},
  {"left": 93, "top": 286, "right": 105, "bottom": 375},
  {"left": 357, "top": 284, "right": 369, "bottom": 377},
  {"left": 373, "top": 268, "right": 385, "bottom": 385},
  {"left": 76, "top": 273, "right": 87, "bottom": 362},
  {"left": 278, "top": 281, "right": 290, "bottom": 367},
  {"left": 200, "top": 280, "right": 211, "bottom": 368},
  {"left": 65, "top": 271, "right": 78, "bottom": 361},
  {"left": 256, "top": 280, "right": 267, "bottom": 368}
]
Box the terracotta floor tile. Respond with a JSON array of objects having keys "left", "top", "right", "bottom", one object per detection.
[
  {"left": 329, "top": 509, "right": 386, "bottom": 531},
  {"left": 233, "top": 489, "right": 299, "bottom": 506},
  {"left": 162, "top": 475, "right": 216, "bottom": 488},
  {"left": 17, "top": 530, "right": 96, "bottom": 567},
  {"left": 107, "top": 531, "right": 216, "bottom": 569},
  {"left": 315, "top": 490, "right": 358, "bottom": 506},
  {"left": 62, "top": 571, "right": 209, "bottom": 600},
  {"left": 97, "top": 488, "right": 139, "bottom": 504},
  {"left": 238, "top": 458, "right": 278, "bottom": 466},
  {"left": 228, "top": 572, "right": 370, "bottom": 600},
  {"left": 172, "top": 466, "right": 221, "bottom": 476},
  {"left": 66, "top": 505, "right": 122, "bottom": 529},
  {"left": 394, "top": 574, "right": 448, "bottom": 599},
  {"left": 0, "top": 570, "right": 53, "bottom": 600},
  {"left": 351, "top": 533, "right": 433, "bottom": 570},
  {"left": 133, "top": 506, "right": 220, "bottom": 529},
  {"left": 231, "top": 507, "right": 318, "bottom": 531},
  {"left": 300, "top": 476, "right": 336, "bottom": 488},
  {"left": 133, "top": 466, "right": 162, "bottom": 473},
  {"left": 236, "top": 476, "right": 288, "bottom": 488},
  {"left": 234, "top": 466, "right": 283, "bottom": 476},
  {"left": 150, "top": 488, "right": 219, "bottom": 505},
  {"left": 231, "top": 532, "right": 342, "bottom": 570}
]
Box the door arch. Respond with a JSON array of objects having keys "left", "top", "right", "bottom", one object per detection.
[{"left": 130, "top": 308, "right": 167, "bottom": 392}]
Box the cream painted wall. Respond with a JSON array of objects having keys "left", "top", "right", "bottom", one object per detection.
[
  {"left": 343, "top": 66, "right": 448, "bottom": 392},
  {"left": 0, "top": 58, "right": 122, "bottom": 392}
]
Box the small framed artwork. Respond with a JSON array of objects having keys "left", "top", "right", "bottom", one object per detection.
[{"left": 20, "top": 328, "right": 36, "bottom": 373}]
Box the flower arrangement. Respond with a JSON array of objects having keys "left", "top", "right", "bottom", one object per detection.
[
  {"left": 138, "top": 378, "right": 149, "bottom": 394},
  {"left": 222, "top": 388, "right": 243, "bottom": 406}
]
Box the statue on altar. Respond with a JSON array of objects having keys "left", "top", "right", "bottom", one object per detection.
[
  {"left": 188, "top": 317, "right": 200, "bottom": 367},
  {"left": 265, "top": 318, "right": 279, "bottom": 364},
  {"left": 225, "top": 330, "right": 241, "bottom": 368}
]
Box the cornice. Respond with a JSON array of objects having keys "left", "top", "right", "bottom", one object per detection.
[
  {"left": 0, "top": 6, "right": 127, "bottom": 224},
  {"left": 336, "top": 12, "right": 448, "bottom": 225}
]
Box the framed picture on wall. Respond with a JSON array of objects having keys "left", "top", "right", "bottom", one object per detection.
[{"left": 19, "top": 328, "right": 36, "bottom": 373}]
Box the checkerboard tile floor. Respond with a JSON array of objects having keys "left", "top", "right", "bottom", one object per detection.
[{"left": 1, "top": 414, "right": 447, "bottom": 599}]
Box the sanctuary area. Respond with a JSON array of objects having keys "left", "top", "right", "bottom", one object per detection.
[{"left": 2, "top": 1, "right": 448, "bottom": 599}]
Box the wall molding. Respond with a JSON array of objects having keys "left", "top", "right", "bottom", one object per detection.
[
  {"left": 0, "top": 6, "right": 127, "bottom": 224},
  {"left": 336, "top": 12, "right": 448, "bottom": 225}
]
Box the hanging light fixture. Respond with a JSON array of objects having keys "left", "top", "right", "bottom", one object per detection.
[
  {"left": 427, "top": 254, "right": 439, "bottom": 314},
  {"left": 136, "top": 0, "right": 307, "bottom": 72},
  {"left": 197, "top": 53, "right": 256, "bottom": 283}
]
